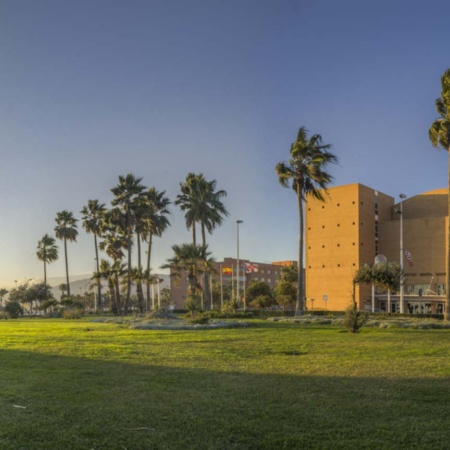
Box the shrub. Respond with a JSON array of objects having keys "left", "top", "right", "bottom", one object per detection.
[
  {"left": 185, "top": 294, "right": 200, "bottom": 316},
  {"left": 4, "top": 301, "right": 24, "bottom": 319},
  {"left": 188, "top": 314, "right": 210, "bottom": 325},
  {"left": 0, "top": 311, "right": 9, "bottom": 319},
  {"left": 62, "top": 308, "right": 82, "bottom": 319},
  {"left": 343, "top": 304, "right": 367, "bottom": 333}
]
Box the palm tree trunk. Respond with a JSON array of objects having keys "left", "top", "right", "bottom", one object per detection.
[
  {"left": 201, "top": 221, "right": 211, "bottom": 310},
  {"left": 446, "top": 149, "right": 450, "bottom": 320},
  {"left": 115, "top": 274, "right": 122, "bottom": 315},
  {"left": 296, "top": 187, "right": 304, "bottom": 316},
  {"left": 94, "top": 234, "right": 102, "bottom": 312},
  {"left": 136, "top": 232, "right": 144, "bottom": 313},
  {"left": 64, "top": 238, "right": 71, "bottom": 297},
  {"left": 124, "top": 227, "right": 132, "bottom": 315},
  {"left": 146, "top": 233, "right": 153, "bottom": 310},
  {"left": 43, "top": 260, "right": 47, "bottom": 300},
  {"left": 192, "top": 223, "right": 197, "bottom": 246}
]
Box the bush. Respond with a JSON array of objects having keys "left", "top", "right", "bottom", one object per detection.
[
  {"left": 62, "top": 308, "right": 82, "bottom": 319},
  {"left": 4, "top": 301, "right": 24, "bottom": 319},
  {"left": 343, "top": 304, "right": 368, "bottom": 333},
  {"left": 185, "top": 294, "right": 200, "bottom": 316},
  {"left": 187, "top": 314, "right": 210, "bottom": 325},
  {"left": 0, "top": 311, "right": 9, "bottom": 319}
]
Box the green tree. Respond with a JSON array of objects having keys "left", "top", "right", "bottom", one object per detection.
[
  {"left": 0, "top": 288, "right": 9, "bottom": 307},
  {"left": 274, "top": 280, "right": 297, "bottom": 309},
  {"left": 353, "top": 262, "right": 402, "bottom": 312},
  {"left": 36, "top": 234, "right": 59, "bottom": 296},
  {"left": 141, "top": 188, "right": 171, "bottom": 309},
  {"left": 245, "top": 281, "right": 274, "bottom": 308},
  {"left": 162, "top": 243, "right": 214, "bottom": 299},
  {"left": 54, "top": 211, "right": 78, "bottom": 297},
  {"left": 81, "top": 199, "right": 106, "bottom": 311},
  {"left": 279, "top": 264, "right": 298, "bottom": 283},
  {"left": 276, "top": 127, "right": 338, "bottom": 315},
  {"left": 175, "top": 173, "right": 228, "bottom": 310},
  {"left": 429, "top": 68, "right": 450, "bottom": 320},
  {"left": 111, "top": 174, "right": 146, "bottom": 314}
]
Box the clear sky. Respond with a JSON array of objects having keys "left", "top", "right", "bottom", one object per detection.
[{"left": 1, "top": 0, "right": 449, "bottom": 288}]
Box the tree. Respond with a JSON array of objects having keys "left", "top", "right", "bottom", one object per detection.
[
  {"left": 429, "top": 68, "right": 450, "bottom": 320},
  {"left": 276, "top": 127, "right": 338, "bottom": 315},
  {"left": 353, "top": 262, "right": 402, "bottom": 312},
  {"left": 54, "top": 211, "right": 78, "bottom": 297},
  {"left": 162, "top": 243, "right": 214, "bottom": 299},
  {"left": 279, "top": 264, "right": 298, "bottom": 283},
  {"left": 141, "top": 188, "right": 171, "bottom": 309},
  {"left": 245, "top": 281, "right": 274, "bottom": 308},
  {"left": 81, "top": 199, "right": 106, "bottom": 311},
  {"left": 0, "top": 288, "right": 9, "bottom": 307},
  {"left": 274, "top": 280, "right": 297, "bottom": 309},
  {"left": 175, "top": 173, "right": 228, "bottom": 309},
  {"left": 36, "top": 234, "right": 58, "bottom": 295},
  {"left": 111, "top": 174, "right": 146, "bottom": 314}
]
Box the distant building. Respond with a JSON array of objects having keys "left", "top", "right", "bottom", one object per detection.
[
  {"left": 306, "top": 183, "right": 447, "bottom": 313},
  {"left": 169, "top": 258, "right": 298, "bottom": 309}
]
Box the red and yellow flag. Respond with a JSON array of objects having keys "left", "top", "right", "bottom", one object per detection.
[{"left": 222, "top": 267, "right": 232, "bottom": 275}]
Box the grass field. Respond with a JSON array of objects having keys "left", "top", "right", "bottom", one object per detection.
[{"left": 1, "top": 318, "right": 450, "bottom": 449}]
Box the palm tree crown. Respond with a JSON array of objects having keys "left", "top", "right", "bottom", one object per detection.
[
  {"left": 36, "top": 234, "right": 59, "bottom": 286},
  {"left": 276, "top": 126, "right": 338, "bottom": 315},
  {"left": 429, "top": 68, "right": 450, "bottom": 320}
]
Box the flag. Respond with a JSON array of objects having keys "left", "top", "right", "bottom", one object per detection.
[
  {"left": 245, "top": 262, "right": 259, "bottom": 273},
  {"left": 222, "top": 267, "right": 232, "bottom": 275},
  {"left": 404, "top": 250, "right": 414, "bottom": 267}
]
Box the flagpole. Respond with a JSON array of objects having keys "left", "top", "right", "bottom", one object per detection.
[
  {"left": 231, "top": 263, "right": 234, "bottom": 301},
  {"left": 220, "top": 264, "right": 223, "bottom": 311}
]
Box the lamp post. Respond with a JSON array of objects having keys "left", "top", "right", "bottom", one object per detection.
[
  {"left": 399, "top": 194, "right": 407, "bottom": 314},
  {"left": 236, "top": 220, "right": 243, "bottom": 305}
]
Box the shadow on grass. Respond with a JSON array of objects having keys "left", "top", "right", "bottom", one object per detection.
[{"left": 1, "top": 348, "right": 450, "bottom": 449}]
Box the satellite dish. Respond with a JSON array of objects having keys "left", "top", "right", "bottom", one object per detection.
[{"left": 374, "top": 254, "right": 387, "bottom": 265}]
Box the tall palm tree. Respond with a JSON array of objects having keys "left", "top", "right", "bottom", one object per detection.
[
  {"left": 175, "top": 173, "right": 228, "bottom": 309},
  {"left": 429, "top": 68, "right": 450, "bottom": 320},
  {"left": 36, "top": 234, "right": 59, "bottom": 298},
  {"left": 81, "top": 199, "right": 106, "bottom": 310},
  {"left": 54, "top": 211, "right": 78, "bottom": 297},
  {"left": 141, "top": 188, "right": 171, "bottom": 308},
  {"left": 0, "top": 288, "right": 8, "bottom": 307},
  {"left": 111, "top": 174, "right": 146, "bottom": 314},
  {"left": 276, "top": 127, "right": 338, "bottom": 315},
  {"left": 175, "top": 173, "right": 202, "bottom": 245},
  {"left": 162, "top": 243, "right": 214, "bottom": 298}
]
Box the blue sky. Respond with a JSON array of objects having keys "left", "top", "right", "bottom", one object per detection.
[{"left": 1, "top": 0, "right": 449, "bottom": 288}]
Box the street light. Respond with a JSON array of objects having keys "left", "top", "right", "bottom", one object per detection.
[
  {"left": 399, "top": 194, "right": 407, "bottom": 314},
  {"left": 236, "top": 220, "right": 243, "bottom": 305}
]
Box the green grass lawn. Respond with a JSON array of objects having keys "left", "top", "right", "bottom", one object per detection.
[{"left": 1, "top": 318, "right": 450, "bottom": 449}]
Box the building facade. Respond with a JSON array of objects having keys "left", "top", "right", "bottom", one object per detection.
[
  {"left": 169, "top": 258, "right": 297, "bottom": 309},
  {"left": 306, "top": 183, "right": 447, "bottom": 313}
]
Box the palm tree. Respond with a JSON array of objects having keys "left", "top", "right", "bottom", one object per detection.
[
  {"left": 111, "top": 174, "right": 146, "bottom": 314},
  {"left": 54, "top": 211, "right": 78, "bottom": 297},
  {"left": 276, "top": 127, "right": 338, "bottom": 315},
  {"left": 175, "top": 173, "right": 228, "bottom": 309},
  {"left": 429, "top": 68, "right": 450, "bottom": 320},
  {"left": 141, "top": 188, "right": 171, "bottom": 308},
  {"left": 36, "top": 234, "right": 59, "bottom": 299},
  {"left": 162, "top": 243, "right": 214, "bottom": 298},
  {"left": 81, "top": 199, "right": 106, "bottom": 311},
  {"left": 175, "top": 173, "right": 202, "bottom": 245},
  {"left": 0, "top": 288, "right": 8, "bottom": 307}
]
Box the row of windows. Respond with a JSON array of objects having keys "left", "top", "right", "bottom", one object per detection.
[
  {"left": 308, "top": 242, "right": 365, "bottom": 249},
  {"left": 308, "top": 263, "right": 357, "bottom": 269},
  {"left": 308, "top": 222, "right": 364, "bottom": 230},
  {"left": 307, "top": 200, "right": 365, "bottom": 211}
]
